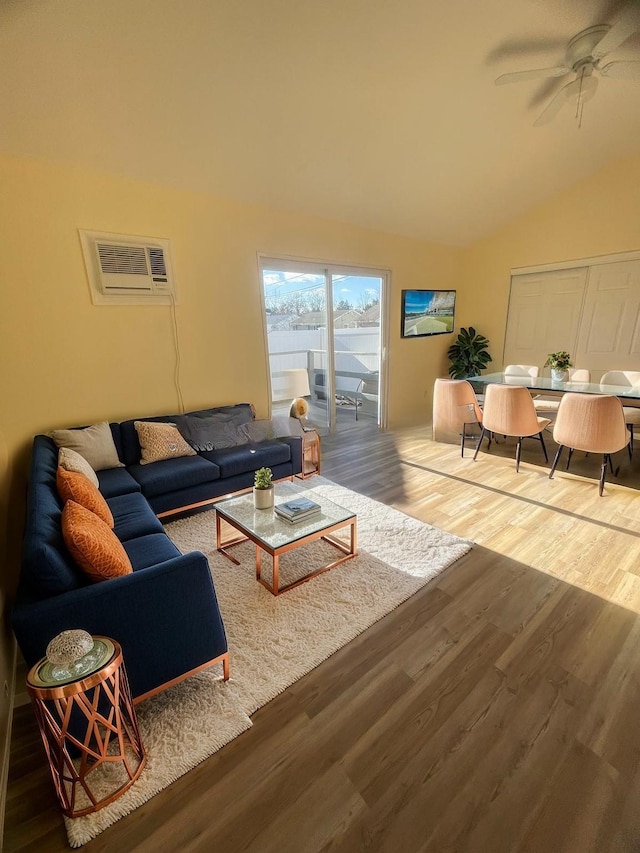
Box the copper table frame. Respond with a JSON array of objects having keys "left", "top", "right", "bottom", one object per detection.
[
  {"left": 297, "top": 430, "right": 321, "bottom": 479},
  {"left": 215, "top": 509, "right": 357, "bottom": 595},
  {"left": 26, "top": 638, "right": 146, "bottom": 818}
]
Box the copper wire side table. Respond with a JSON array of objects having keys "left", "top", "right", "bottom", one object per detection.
[
  {"left": 26, "top": 637, "right": 146, "bottom": 817},
  {"left": 299, "top": 429, "right": 321, "bottom": 479}
]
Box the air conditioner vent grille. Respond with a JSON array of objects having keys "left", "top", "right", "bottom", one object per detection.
[
  {"left": 97, "top": 243, "right": 149, "bottom": 276},
  {"left": 79, "top": 229, "right": 176, "bottom": 304},
  {"left": 148, "top": 247, "right": 167, "bottom": 278}
]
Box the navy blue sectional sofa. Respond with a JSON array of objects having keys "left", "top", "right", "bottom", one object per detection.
[{"left": 12, "top": 403, "right": 303, "bottom": 701}]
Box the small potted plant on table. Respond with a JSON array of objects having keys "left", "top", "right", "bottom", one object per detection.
[
  {"left": 545, "top": 351, "right": 572, "bottom": 382},
  {"left": 253, "top": 467, "right": 274, "bottom": 509}
]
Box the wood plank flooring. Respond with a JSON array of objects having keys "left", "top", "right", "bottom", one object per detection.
[{"left": 5, "top": 424, "right": 640, "bottom": 852}]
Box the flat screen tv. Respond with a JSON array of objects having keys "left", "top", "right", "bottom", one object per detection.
[{"left": 401, "top": 289, "right": 456, "bottom": 338}]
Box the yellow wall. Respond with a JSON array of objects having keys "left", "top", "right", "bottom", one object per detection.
[
  {"left": 5, "top": 149, "right": 638, "bottom": 596},
  {"left": 0, "top": 151, "right": 461, "bottom": 591},
  {"left": 460, "top": 154, "right": 640, "bottom": 367}
]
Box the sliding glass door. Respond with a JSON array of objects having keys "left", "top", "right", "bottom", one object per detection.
[{"left": 260, "top": 258, "right": 386, "bottom": 432}]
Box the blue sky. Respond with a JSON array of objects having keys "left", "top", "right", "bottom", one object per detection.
[{"left": 404, "top": 290, "right": 455, "bottom": 313}]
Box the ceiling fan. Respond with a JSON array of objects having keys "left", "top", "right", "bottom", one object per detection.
[{"left": 495, "top": 2, "right": 640, "bottom": 126}]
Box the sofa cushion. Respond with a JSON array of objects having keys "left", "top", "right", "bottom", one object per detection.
[
  {"left": 57, "top": 447, "right": 99, "bottom": 487},
  {"left": 62, "top": 501, "right": 133, "bottom": 582},
  {"left": 127, "top": 455, "right": 221, "bottom": 499},
  {"left": 122, "top": 533, "right": 182, "bottom": 571},
  {"left": 97, "top": 467, "right": 141, "bottom": 499},
  {"left": 109, "top": 493, "right": 165, "bottom": 541},
  {"left": 135, "top": 421, "right": 197, "bottom": 464},
  {"left": 199, "top": 440, "right": 291, "bottom": 478},
  {"left": 51, "top": 422, "right": 124, "bottom": 471},
  {"left": 57, "top": 467, "right": 114, "bottom": 527}
]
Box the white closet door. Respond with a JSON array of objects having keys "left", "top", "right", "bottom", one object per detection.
[
  {"left": 575, "top": 261, "right": 640, "bottom": 372},
  {"left": 504, "top": 268, "right": 588, "bottom": 369}
]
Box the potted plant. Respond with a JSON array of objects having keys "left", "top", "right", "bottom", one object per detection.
[
  {"left": 545, "top": 351, "right": 572, "bottom": 382},
  {"left": 447, "top": 327, "right": 492, "bottom": 379},
  {"left": 253, "top": 467, "right": 274, "bottom": 509}
]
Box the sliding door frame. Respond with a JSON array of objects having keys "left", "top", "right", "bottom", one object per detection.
[{"left": 257, "top": 253, "right": 390, "bottom": 432}]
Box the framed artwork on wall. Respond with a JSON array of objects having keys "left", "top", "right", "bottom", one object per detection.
[{"left": 401, "top": 289, "right": 456, "bottom": 338}]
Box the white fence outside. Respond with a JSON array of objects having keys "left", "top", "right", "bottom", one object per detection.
[{"left": 268, "top": 327, "right": 380, "bottom": 400}]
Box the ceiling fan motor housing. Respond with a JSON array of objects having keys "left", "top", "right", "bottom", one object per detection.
[{"left": 566, "top": 25, "right": 609, "bottom": 70}]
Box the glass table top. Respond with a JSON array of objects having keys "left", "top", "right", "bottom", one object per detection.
[
  {"left": 470, "top": 373, "right": 640, "bottom": 401},
  {"left": 215, "top": 482, "right": 355, "bottom": 550}
]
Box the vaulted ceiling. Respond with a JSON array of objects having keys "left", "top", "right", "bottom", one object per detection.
[{"left": 1, "top": 0, "right": 639, "bottom": 245}]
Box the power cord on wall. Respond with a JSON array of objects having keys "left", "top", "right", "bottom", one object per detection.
[{"left": 169, "top": 294, "right": 186, "bottom": 414}]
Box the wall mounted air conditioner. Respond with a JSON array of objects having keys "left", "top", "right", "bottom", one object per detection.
[{"left": 79, "top": 230, "right": 177, "bottom": 305}]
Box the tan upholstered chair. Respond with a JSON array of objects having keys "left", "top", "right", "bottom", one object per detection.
[
  {"left": 600, "top": 370, "right": 640, "bottom": 455},
  {"left": 533, "top": 368, "right": 591, "bottom": 414},
  {"left": 549, "top": 393, "right": 630, "bottom": 495},
  {"left": 432, "top": 378, "right": 483, "bottom": 457},
  {"left": 473, "top": 383, "right": 551, "bottom": 471}
]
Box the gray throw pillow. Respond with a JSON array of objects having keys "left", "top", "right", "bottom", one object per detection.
[
  {"left": 174, "top": 415, "right": 245, "bottom": 451},
  {"left": 186, "top": 406, "right": 254, "bottom": 426},
  {"left": 237, "top": 419, "right": 275, "bottom": 443},
  {"left": 269, "top": 416, "right": 304, "bottom": 438}
]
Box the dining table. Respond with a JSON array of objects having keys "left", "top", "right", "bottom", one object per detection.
[{"left": 470, "top": 372, "right": 640, "bottom": 405}]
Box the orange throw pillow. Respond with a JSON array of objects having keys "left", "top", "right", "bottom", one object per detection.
[
  {"left": 57, "top": 467, "right": 114, "bottom": 528},
  {"left": 62, "top": 501, "right": 132, "bottom": 582}
]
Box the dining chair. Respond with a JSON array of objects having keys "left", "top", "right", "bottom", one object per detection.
[
  {"left": 533, "top": 368, "right": 592, "bottom": 415},
  {"left": 473, "top": 384, "right": 551, "bottom": 471},
  {"left": 432, "top": 378, "right": 483, "bottom": 457},
  {"left": 504, "top": 364, "right": 540, "bottom": 378},
  {"left": 600, "top": 370, "right": 640, "bottom": 455},
  {"left": 549, "top": 393, "right": 630, "bottom": 496},
  {"left": 503, "top": 364, "right": 540, "bottom": 387}
]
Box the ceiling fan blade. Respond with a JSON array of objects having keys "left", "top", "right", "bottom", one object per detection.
[
  {"left": 592, "top": 2, "right": 640, "bottom": 58},
  {"left": 534, "top": 78, "right": 580, "bottom": 125},
  {"left": 533, "top": 75, "right": 597, "bottom": 126},
  {"left": 495, "top": 66, "right": 570, "bottom": 85},
  {"left": 600, "top": 59, "right": 640, "bottom": 79}
]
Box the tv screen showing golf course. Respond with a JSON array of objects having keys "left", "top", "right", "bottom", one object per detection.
[{"left": 401, "top": 289, "right": 456, "bottom": 338}]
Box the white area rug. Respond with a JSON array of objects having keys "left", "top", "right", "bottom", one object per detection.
[{"left": 65, "top": 478, "right": 471, "bottom": 847}]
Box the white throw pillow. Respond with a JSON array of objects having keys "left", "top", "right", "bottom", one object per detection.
[{"left": 57, "top": 447, "right": 99, "bottom": 487}]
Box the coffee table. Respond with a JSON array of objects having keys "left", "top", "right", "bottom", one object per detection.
[{"left": 215, "top": 483, "right": 357, "bottom": 595}]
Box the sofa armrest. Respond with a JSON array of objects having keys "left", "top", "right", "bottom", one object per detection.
[
  {"left": 12, "top": 552, "right": 227, "bottom": 699},
  {"left": 277, "top": 435, "right": 303, "bottom": 474}
]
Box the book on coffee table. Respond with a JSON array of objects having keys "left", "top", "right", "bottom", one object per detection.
[{"left": 274, "top": 497, "right": 321, "bottom": 522}]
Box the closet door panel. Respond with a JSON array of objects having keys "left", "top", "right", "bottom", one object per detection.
[
  {"left": 504, "top": 269, "right": 587, "bottom": 369},
  {"left": 575, "top": 261, "right": 640, "bottom": 371}
]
